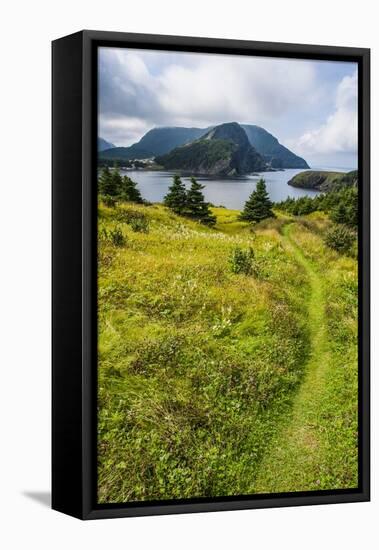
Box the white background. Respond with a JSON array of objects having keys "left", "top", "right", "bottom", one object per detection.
[{"left": 0, "top": 0, "right": 377, "bottom": 548}]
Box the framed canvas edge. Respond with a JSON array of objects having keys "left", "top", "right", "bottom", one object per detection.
[{"left": 53, "top": 30, "right": 370, "bottom": 520}]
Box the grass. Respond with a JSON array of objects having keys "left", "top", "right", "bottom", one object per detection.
[
  {"left": 97, "top": 202, "right": 358, "bottom": 503},
  {"left": 254, "top": 223, "right": 358, "bottom": 492}
]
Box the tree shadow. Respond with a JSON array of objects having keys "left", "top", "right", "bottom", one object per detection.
[{"left": 22, "top": 491, "right": 51, "bottom": 508}]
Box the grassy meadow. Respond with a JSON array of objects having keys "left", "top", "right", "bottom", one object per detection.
[{"left": 97, "top": 201, "right": 358, "bottom": 503}]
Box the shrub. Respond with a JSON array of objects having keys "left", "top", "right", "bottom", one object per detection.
[
  {"left": 229, "top": 246, "right": 257, "bottom": 275},
  {"left": 292, "top": 196, "right": 316, "bottom": 216},
  {"left": 102, "top": 195, "right": 117, "bottom": 208},
  {"left": 117, "top": 209, "right": 150, "bottom": 232},
  {"left": 275, "top": 186, "right": 358, "bottom": 229},
  {"left": 98, "top": 226, "right": 109, "bottom": 242},
  {"left": 129, "top": 216, "right": 149, "bottom": 233},
  {"left": 297, "top": 218, "right": 323, "bottom": 235},
  {"left": 142, "top": 199, "right": 153, "bottom": 206},
  {"left": 109, "top": 226, "right": 126, "bottom": 247},
  {"left": 324, "top": 225, "right": 356, "bottom": 254},
  {"left": 257, "top": 217, "right": 287, "bottom": 233}
]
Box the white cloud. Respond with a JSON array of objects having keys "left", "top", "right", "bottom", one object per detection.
[
  {"left": 288, "top": 70, "right": 358, "bottom": 157},
  {"left": 99, "top": 48, "right": 320, "bottom": 145},
  {"left": 99, "top": 47, "right": 358, "bottom": 168},
  {"left": 99, "top": 115, "right": 151, "bottom": 145},
  {"left": 156, "top": 55, "right": 318, "bottom": 128}
]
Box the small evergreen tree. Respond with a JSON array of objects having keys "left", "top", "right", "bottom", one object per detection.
[
  {"left": 240, "top": 179, "right": 275, "bottom": 223},
  {"left": 98, "top": 166, "right": 118, "bottom": 196},
  {"left": 163, "top": 175, "right": 188, "bottom": 215},
  {"left": 346, "top": 202, "right": 358, "bottom": 228},
  {"left": 120, "top": 175, "right": 143, "bottom": 203},
  {"left": 229, "top": 246, "right": 257, "bottom": 275},
  {"left": 331, "top": 203, "right": 348, "bottom": 225},
  {"left": 186, "top": 177, "right": 216, "bottom": 226},
  {"left": 112, "top": 166, "right": 123, "bottom": 196},
  {"left": 324, "top": 224, "right": 355, "bottom": 254}
]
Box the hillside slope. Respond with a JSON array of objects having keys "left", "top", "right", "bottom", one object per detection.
[
  {"left": 98, "top": 137, "right": 116, "bottom": 151},
  {"left": 155, "top": 122, "right": 265, "bottom": 175},
  {"left": 97, "top": 201, "right": 357, "bottom": 502},
  {"left": 133, "top": 126, "right": 208, "bottom": 156},
  {"left": 242, "top": 125, "right": 309, "bottom": 169},
  {"left": 288, "top": 170, "right": 358, "bottom": 192}
]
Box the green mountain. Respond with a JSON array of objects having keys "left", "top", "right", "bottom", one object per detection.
[
  {"left": 99, "top": 125, "right": 309, "bottom": 169},
  {"left": 98, "top": 128, "right": 207, "bottom": 161},
  {"left": 288, "top": 170, "right": 358, "bottom": 192},
  {"left": 241, "top": 125, "right": 309, "bottom": 169},
  {"left": 98, "top": 137, "right": 116, "bottom": 151},
  {"left": 133, "top": 127, "right": 207, "bottom": 156},
  {"left": 155, "top": 122, "right": 266, "bottom": 176}
]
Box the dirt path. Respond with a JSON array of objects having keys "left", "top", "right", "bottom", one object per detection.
[{"left": 254, "top": 223, "right": 331, "bottom": 493}]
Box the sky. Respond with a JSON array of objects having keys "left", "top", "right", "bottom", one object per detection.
[{"left": 98, "top": 47, "right": 358, "bottom": 169}]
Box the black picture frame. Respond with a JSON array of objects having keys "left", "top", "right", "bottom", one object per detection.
[{"left": 52, "top": 30, "right": 370, "bottom": 520}]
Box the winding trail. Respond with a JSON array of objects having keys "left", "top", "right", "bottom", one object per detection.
[{"left": 254, "top": 223, "right": 331, "bottom": 493}]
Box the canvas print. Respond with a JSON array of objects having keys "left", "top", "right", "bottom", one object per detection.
[{"left": 97, "top": 47, "right": 358, "bottom": 504}]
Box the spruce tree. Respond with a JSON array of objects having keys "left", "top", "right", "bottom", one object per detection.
[
  {"left": 98, "top": 166, "right": 118, "bottom": 196},
  {"left": 346, "top": 202, "right": 358, "bottom": 228},
  {"left": 186, "top": 177, "right": 216, "bottom": 226},
  {"left": 120, "top": 175, "right": 143, "bottom": 203},
  {"left": 163, "top": 175, "right": 188, "bottom": 215},
  {"left": 111, "top": 166, "right": 123, "bottom": 196},
  {"left": 331, "top": 202, "right": 348, "bottom": 225},
  {"left": 240, "top": 179, "right": 275, "bottom": 222}
]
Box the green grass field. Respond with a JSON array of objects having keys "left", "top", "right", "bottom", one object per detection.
[{"left": 97, "top": 202, "right": 358, "bottom": 503}]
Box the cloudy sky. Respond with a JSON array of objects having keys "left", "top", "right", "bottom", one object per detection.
[{"left": 99, "top": 47, "right": 358, "bottom": 168}]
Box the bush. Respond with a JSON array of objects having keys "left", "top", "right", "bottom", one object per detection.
[
  {"left": 324, "top": 225, "right": 356, "bottom": 254},
  {"left": 102, "top": 195, "right": 117, "bottom": 208},
  {"left": 142, "top": 199, "right": 153, "bottom": 206},
  {"left": 292, "top": 197, "right": 316, "bottom": 216},
  {"left": 275, "top": 186, "right": 358, "bottom": 229},
  {"left": 297, "top": 218, "right": 323, "bottom": 235},
  {"left": 229, "top": 246, "right": 257, "bottom": 275},
  {"left": 117, "top": 209, "right": 149, "bottom": 231},
  {"left": 98, "top": 225, "right": 108, "bottom": 242},
  {"left": 129, "top": 216, "right": 149, "bottom": 233},
  {"left": 257, "top": 217, "right": 287, "bottom": 232},
  {"left": 109, "top": 226, "right": 126, "bottom": 247}
]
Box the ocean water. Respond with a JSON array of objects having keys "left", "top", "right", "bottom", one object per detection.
[{"left": 119, "top": 166, "right": 352, "bottom": 210}]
